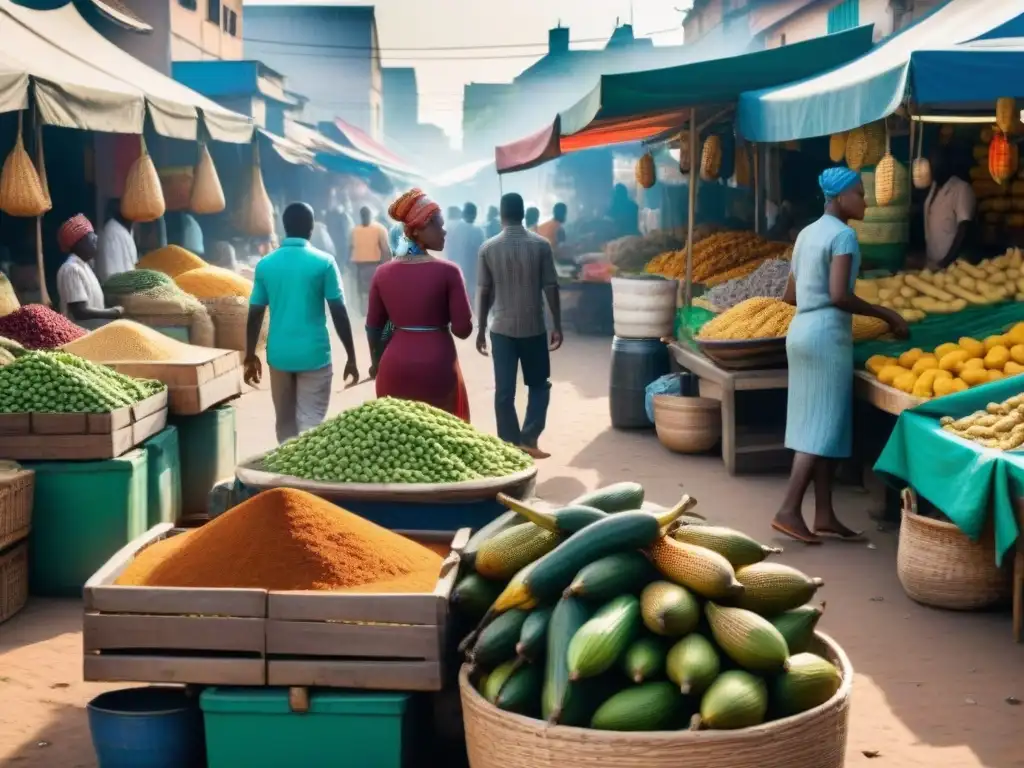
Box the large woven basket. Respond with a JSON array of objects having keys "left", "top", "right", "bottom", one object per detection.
[
  {"left": 697, "top": 337, "right": 788, "bottom": 371},
  {"left": 0, "top": 465, "right": 33, "bottom": 552},
  {"left": 897, "top": 489, "right": 1012, "bottom": 610},
  {"left": 460, "top": 632, "right": 852, "bottom": 768},
  {"left": 0, "top": 541, "right": 28, "bottom": 624}
]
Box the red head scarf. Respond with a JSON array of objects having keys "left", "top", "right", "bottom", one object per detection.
[
  {"left": 57, "top": 214, "right": 94, "bottom": 254},
  {"left": 388, "top": 188, "right": 441, "bottom": 239}
]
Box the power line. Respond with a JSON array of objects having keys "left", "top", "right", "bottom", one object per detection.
[
  {"left": 244, "top": 49, "right": 556, "bottom": 62},
  {"left": 243, "top": 26, "right": 682, "bottom": 53}
]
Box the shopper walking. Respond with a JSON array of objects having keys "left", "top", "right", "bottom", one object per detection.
[
  {"left": 445, "top": 202, "right": 485, "bottom": 297},
  {"left": 476, "top": 193, "right": 562, "bottom": 459},
  {"left": 772, "top": 167, "right": 908, "bottom": 544},
  {"left": 350, "top": 206, "right": 392, "bottom": 316},
  {"left": 244, "top": 203, "right": 359, "bottom": 444}
]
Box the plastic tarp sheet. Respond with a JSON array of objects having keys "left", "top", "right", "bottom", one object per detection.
[
  {"left": 258, "top": 128, "right": 318, "bottom": 168},
  {"left": 874, "top": 375, "right": 1024, "bottom": 565},
  {"left": 285, "top": 119, "right": 388, "bottom": 176},
  {"left": 496, "top": 25, "right": 874, "bottom": 174},
  {"left": 332, "top": 118, "right": 421, "bottom": 179},
  {"left": 911, "top": 38, "right": 1024, "bottom": 108},
  {"left": 738, "top": 0, "right": 1024, "bottom": 142}
]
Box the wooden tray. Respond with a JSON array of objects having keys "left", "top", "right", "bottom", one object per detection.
[
  {"left": 83, "top": 524, "right": 469, "bottom": 689},
  {"left": 103, "top": 350, "right": 241, "bottom": 416},
  {"left": 854, "top": 371, "right": 924, "bottom": 415},
  {"left": 696, "top": 337, "right": 788, "bottom": 371}
]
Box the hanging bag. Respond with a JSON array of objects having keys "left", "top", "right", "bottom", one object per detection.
[
  {"left": 911, "top": 118, "right": 932, "bottom": 190},
  {"left": 0, "top": 112, "right": 50, "bottom": 218},
  {"left": 239, "top": 142, "right": 274, "bottom": 237},
  {"left": 190, "top": 142, "right": 226, "bottom": 214},
  {"left": 122, "top": 135, "right": 166, "bottom": 222}
]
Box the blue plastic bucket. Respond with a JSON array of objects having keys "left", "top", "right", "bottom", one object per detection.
[{"left": 88, "top": 687, "right": 204, "bottom": 768}]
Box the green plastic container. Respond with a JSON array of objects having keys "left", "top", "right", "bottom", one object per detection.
[
  {"left": 170, "top": 404, "right": 237, "bottom": 518},
  {"left": 201, "top": 688, "right": 413, "bottom": 768},
  {"left": 24, "top": 450, "right": 148, "bottom": 596},
  {"left": 152, "top": 326, "right": 191, "bottom": 344},
  {"left": 143, "top": 426, "right": 182, "bottom": 527}
]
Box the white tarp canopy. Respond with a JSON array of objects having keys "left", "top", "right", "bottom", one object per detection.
[{"left": 0, "top": 0, "right": 252, "bottom": 143}]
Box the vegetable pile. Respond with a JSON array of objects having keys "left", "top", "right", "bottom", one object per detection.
[
  {"left": 137, "top": 245, "right": 206, "bottom": 278},
  {"left": 699, "top": 297, "right": 890, "bottom": 342},
  {"left": 102, "top": 269, "right": 174, "bottom": 295},
  {"left": 0, "top": 304, "right": 87, "bottom": 349},
  {"left": 704, "top": 259, "right": 791, "bottom": 312},
  {"left": 62, "top": 320, "right": 214, "bottom": 363},
  {"left": 262, "top": 398, "right": 532, "bottom": 484},
  {"left": 865, "top": 321, "right": 1024, "bottom": 397},
  {"left": 457, "top": 483, "right": 839, "bottom": 732},
  {"left": 645, "top": 231, "right": 791, "bottom": 284},
  {"left": 940, "top": 394, "right": 1024, "bottom": 450},
  {"left": 174, "top": 266, "right": 253, "bottom": 299},
  {"left": 0, "top": 351, "right": 165, "bottom": 413}
]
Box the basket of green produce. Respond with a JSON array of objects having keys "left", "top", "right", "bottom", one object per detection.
[
  {"left": 236, "top": 398, "right": 537, "bottom": 504},
  {"left": 455, "top": 487, "right": 851, "bottom": 768}
]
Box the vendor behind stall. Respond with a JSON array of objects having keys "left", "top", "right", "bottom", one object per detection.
[
  {"left": 925, "top": 147, "right": 976, "bottom": 269},
  {"left": 55, "top": 215, "right": 123, "bottom": 329},
  {"left": 95, "top": 198, "right": 138, "bottom": 283}
]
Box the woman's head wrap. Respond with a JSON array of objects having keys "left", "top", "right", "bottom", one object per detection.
[
  {"left": 388, "top": 188, "right": 441, "bottom": 238},
  {"left": 818, "top": 167, "right": 861, "bottom": 201}
]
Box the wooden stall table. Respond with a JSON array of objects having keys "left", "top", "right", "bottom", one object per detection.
[
  {"left": 853, "top": 371, "right": 924, "bottom": 415},
  {"left": 666, "top": 341, "right": 790, "bottom": 475}
]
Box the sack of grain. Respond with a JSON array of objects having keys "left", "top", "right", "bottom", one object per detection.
[
  {"left": 201, "top": 296, "right": 266, "bottom": 355},
  {"left": 190, "top": 143, "right": 226, "bottom": 215},
  {"left": 122, "top": 138, "right": 166, "bottom": 222},
  {"left": 0, "top": 115, "right": 50, "bottom": 218},
  {"left": 237, "top": 145, "right": 275, "bottom": 237},
  {"left": 159, "top": 166, "right": 194, "bottom": 212},
  {"left": 119, "top": 290, "right": 215, "bottom": 348}
]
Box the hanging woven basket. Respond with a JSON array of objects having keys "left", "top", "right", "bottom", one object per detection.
[
  {"left": 699, "top": 134, "right": 722, "bottom": 181},
  {"left": 911, "top": 118, "right": 931, "bottom": 190},
  {"left": 190, "top": 143, "right": 226, "bottom": 215},
  {"left": 829, "top": 132, "right": 848, "bottom": 163},
  {"left": 635, "top": 152, "right": 656, "bottom": 189},
  {"left": 0, "top": 113, "right": 50, "bottom": 218},
  {"left": 122, "top": 136, "right": 166, "bottom": 222},
  {"left": 239, "top": 143, "right": 275, "bottom": 237}
]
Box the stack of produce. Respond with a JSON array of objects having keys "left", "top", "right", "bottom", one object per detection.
[
  {"left": 697, "top": 298, "right": 889, "bottom": 342},
  {"left": 457, "top": 484, "right": 838, "bottom": 732},
  {"left": 62, "top": 320, "right": 214, "bottom": 364},
  {"left": 174, "top": 266, "right": 253, "bottom": 299},
  {"left": 704, "top": 259, "right": 791, "bottom": 311},
  {"left": 969, "top": 124, "right": 1024, "bottom": 244},
  {"left": 116, "top": 487, "right": 445, "bottom": 592},
  {"left": 102, "top": 269, "right": 174, "bottom": 296},
  {"left": 0, "top": 272, "right": 19, "bottom": 317},
  {"left": 939, "top": 394, "right": 1024, "bottom": 450},
  {"left": 0, "top": 351, "right": 164, "bottom": 413},
  {"left": 263, "top": 398, "right": 532, "bottom": 484},
  {"left": 855, "top": 249, "right": 1024, "bottom": 323},
  {"left": 604, "top": 231, "right": 685, "bottom": 273},
  {"left": 0, "top": 305, "right": 86, "bottom": 349},
  {"left": 645, "top": 231, "right": 790, "bottom": 285},
  {"left": 864, "top": 322, "right": 1024, "bottom": 397},
  {"left": 137, "top": 245, "right": 207, "bottom": 278}
]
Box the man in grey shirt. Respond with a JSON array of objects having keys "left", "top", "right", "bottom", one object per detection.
[{"left": 476, "top": 192, "right": 562, "bottom": 459}]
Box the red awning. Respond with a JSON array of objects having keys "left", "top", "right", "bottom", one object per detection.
[{"left": 333, "top": 118, "right": 420, "bottom": 177}]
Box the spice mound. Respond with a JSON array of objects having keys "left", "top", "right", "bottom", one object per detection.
[
  {"left": 62, "top": 319, "right": 213, "bottom": 363},
  {"left": 137, "top": 245, "right": 206, "bottom": 278},
  {"left": 0, "top": 304, "right": 86, "bottom": 349},
  {"left": 174, "top": 266, "right": 253, "bottom": 299},
  {"left": 115, "top": 488, "right": 445, "bottom": 591}
]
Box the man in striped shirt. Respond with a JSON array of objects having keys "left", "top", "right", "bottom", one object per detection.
[{"left": 476, "top": 193, "right": 562, "bottom": 459}]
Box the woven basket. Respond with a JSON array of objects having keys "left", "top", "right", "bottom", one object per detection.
[
  {"left": 653, "top": 395, "right": 721, "bottom": 453},
  {"left": 460, "top": 632, "right": 851, "bottom": 768},
  {"left": 0, "top": 541, "right": 28, "bottom": 624},
  {"left": 201, "top": 297, "right": 266, "bottom": 356},
  {"left": 0, "top": 114, "right": 50, "bottom": 219},
  {"left": 190, "top": 143, "right": 226, "bottom": 215},
  {"left": 829, "top": 132, "right": 847, "bottom": 163},
  {"left": 238, "top": 144, "right": 275, "bottom": 237},
  {"left": 0, "top": 466, "right": 33, "bottom": 552},
  {"left": 700, "top": 135, "right": 722, "bottom": 181},
  {"left": 897, "top": 489, "right": 1012, "bottom": 610},
  {"left": 850, "top": 218, "right": 909, "bottom": 245},
  {"left": 159, "top": 166, "right": 193, "bottom": 213},
  {"left": 119, "top": 293, "right": 215, "bottom": 348},
  {"left": 122, "top": 137, "right": 166, "bottom": 223}
]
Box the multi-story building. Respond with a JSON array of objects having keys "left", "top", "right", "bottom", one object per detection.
[
  {"left": 682, "top": 0, "right": 947, "bottom": 49},
  {"left": 244, "top": 3, "right": 383, "bottom": 140}
]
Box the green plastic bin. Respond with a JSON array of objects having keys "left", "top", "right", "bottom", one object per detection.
[
  {"left": 24, "top": 450, "right": 148, "bottom": 596},
  {"left": 170, "top": 404, "right": 237, "bottom": 519},
  {"left": 201, "top": 688, "right": 414, "bottom": 768},
  {"left": 143, "top": 426, "right": 182, "bottom": 527}
]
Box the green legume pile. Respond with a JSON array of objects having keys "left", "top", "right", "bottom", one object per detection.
[
  {"left": 0, "top": 351, "right": 165, "bottom": 413},
  {"left": 263, "top": 397, "right": 533, "bottom": 484},
  {"left": 103, "top": 269, "right": 174, "bottom": 295}
]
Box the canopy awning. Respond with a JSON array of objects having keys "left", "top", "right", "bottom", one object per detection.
[
  {"left": 910, "top": 37, "right": 1024, "bottom": 109},
  {"left": 330, "top": 118, "right": 422, "bottom": 179},
  {"left": 0, "top": 0, "right": 252, "bottom": 142},
  {"left": 258, "top": 128, "right": 319, "bottom": 168},
  {"left": 738, "top": 0, "right": 1024, "bottom": 142},
  {"left": 495, "top": 24, "right": 874, "bottom": 174}
]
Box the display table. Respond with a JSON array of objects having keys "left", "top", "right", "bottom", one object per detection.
[
  {"left": 853, "top": 372, "right": 924, "bottom": 415},
  {"left": 667, "top": 342, "right": 789, "bottom": 475}
]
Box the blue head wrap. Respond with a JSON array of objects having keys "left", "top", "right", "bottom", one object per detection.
[{"left": 818, "top": 167, "right": 860, "bottom": 201}]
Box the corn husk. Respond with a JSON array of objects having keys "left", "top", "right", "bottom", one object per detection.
[
  {"left": 700, "top": 135, "right": 722, "bottom": 181},
  {"left": 989, "top": 131, "right": 1016, "bottom": 184},
  {"left": 875, "top": 152, "right": 897, "bottom": 207},
  {"left": 0, "top": 114, "right": 50, "bottom": 218},
  {"left": 122, "top": 137, "right": 166, "bottom": 222},
  {"left": 238, "top": 144, "right": 275, "bottom": 237},
  {"left": 635, "top": 152, "right": 656, "bottom": 189},
  {"left": 829, "top": 132, "right": 847, "bottom": 163},
  {"left": 997, "top": 98, "right": 1018, "bottom": 134},
  {"left": 190, "top": 143, "right": 226, "bottom": 215},
  {"left": 912, "top": 158, "right": 932, "bottom": 190}
]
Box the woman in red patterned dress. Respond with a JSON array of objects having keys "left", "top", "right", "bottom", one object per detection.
[{"left": 365, "top": 189, "right": 473, "bottom": 420}]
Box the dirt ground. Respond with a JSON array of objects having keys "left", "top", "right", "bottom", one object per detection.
[{"left": 1, "top": 332, "right": 1022, "bottom": 767}]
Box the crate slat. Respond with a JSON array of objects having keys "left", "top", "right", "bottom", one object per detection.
[
  {"left": 267, "top": 659, "right": 442, "bottom": 691},
  {"left": 85, "top": 655, "right": 265, "bottom": 686},
  {"left": 266, "top": 620, "right": 440, "bottom": 659},
  {"left": 84, "top": 614, "right": 264, "bottom": 653}
]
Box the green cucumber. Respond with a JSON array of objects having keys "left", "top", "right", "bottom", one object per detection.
[
  {"left": 666, "top": 634, "right": 720, "bottom": 695},
  {"left": 494, "top": 663, "right": 543, "bottom": 716},
  {"left": 566, "top": 595, "right": 641, "bottom": 680},
  {"left": 451, "top": 573, "right": 505, "bottom": 619},
  {"left": 516, "top": 607, "right": 553, "bottom": 662},
  {"left": 542, "top": 596, "right": 593, "bottom": 722},
  {"left": 470, "top": 608, "right": 529, "bottom": 668},
  {"left": 462, "top": 511, "right": 522, "bottom": 567},
  {"left": 571, "top": 482, "right": 645, "bottom": 513},
  {"left": 497, "top": 495, "right": 609, "bottom": 534},
  {"left": 622, "top": 636, "right": 667, "bottom": 683},
  {"left": 770, "top": 603, "right": 825, "bottom": 654},
  {"left": 474, "top": 523, "right": 560, "bottom": 581},
  {"left": 590, "top": 682, "right": 681, "bottom": 731},
  {"left": 560, "top": 674, "right": 624, "bottom": 727},
  {"left": 566, "top": 551, "right": 659, "bottom": 601},
  {"left": 481, "top": 659, "right": 519, "bottom": 703}
]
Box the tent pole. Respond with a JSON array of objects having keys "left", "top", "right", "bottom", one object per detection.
[
  {"left": 753, "top": 143, "right": 761, "bottom": 236},
  {"left": 684, "top": 107, "right": 698, "bottom": 309}
]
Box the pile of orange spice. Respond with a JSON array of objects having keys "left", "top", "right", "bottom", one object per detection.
[{"left": 116, "top": 488, "right": 444, "bottom": 592}]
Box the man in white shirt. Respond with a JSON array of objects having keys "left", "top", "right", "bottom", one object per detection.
[
  {"left": 95, "top": 199, "right": 138, "bottom": 283},
  {"left": 924, "top": 149, "right": 976, "bottom": 270},
  {"left": 55, "top": 214, "right": 123, "bottom": 329},
  {"left": 445, "top": 202, "right": 485, "bottom": 298}
]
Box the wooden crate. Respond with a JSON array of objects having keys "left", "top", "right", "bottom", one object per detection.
[
  {"left": 265, "top": 528, "right": 470, "bottom": 692},
  {"left": 854, "top": 371, "right": 923, "bottom": 415},
  {"left": 103, "top": 350, "right": 242, "bottom": 416},
  {"left": 83, "top": 524, "right": 267, "bottom": 686},
  {"left": 0, "top": 391, "right": 169, "bottom": 460}
]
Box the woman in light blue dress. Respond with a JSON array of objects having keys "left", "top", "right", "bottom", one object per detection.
[{"left": 772, "top": 167, "right": 909, "bottom": 544}]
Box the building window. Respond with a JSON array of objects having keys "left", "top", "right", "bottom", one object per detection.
[
  {"left": 827, "top": 0, "right": 859, "bottom": 34},
  {"left": 177, "top": 0, "right": 196, "bottom": 10},
  {"left": 227, "top": 9, "right": 237, "bottom": 36},
  {"left": 207, "top": 0, "right": 219, "bottom": 23}
]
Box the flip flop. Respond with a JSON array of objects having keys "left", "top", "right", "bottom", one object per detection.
[
  {"left": 771, "top": 520, "right": 822, "bottom": 545},
  {"left": 813, "top": 528, "right": 868, "bottom": 542}
]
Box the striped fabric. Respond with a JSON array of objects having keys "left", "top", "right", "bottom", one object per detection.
[
  {"left": 478, "top": 225, "right": 558, "bottom": 338},
  {"left": 56, "top": 255, "right": 104, "bottom": 318}
]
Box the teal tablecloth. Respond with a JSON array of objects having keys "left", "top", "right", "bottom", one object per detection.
[{"left": 874, "top": 376, "right": 1024, "bottom": 564}]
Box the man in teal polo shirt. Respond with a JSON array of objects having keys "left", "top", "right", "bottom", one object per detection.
[{"left": 244, "top": 203, "right": 359, "bottom": 443}]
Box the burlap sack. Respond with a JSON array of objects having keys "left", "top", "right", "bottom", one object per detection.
[
  {"left": 119, "top": 292, "right": 215, "bottom": 348},
  {"left": 201, "top": 297, "right": 267, "bottom": 354}
]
